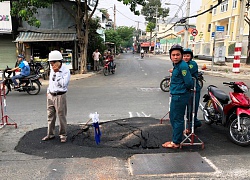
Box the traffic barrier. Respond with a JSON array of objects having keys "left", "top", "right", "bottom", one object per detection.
[
  {"left": 232, "top": 43, "right": 242, "bottom": 73},
  {"left": 0, "top": 80, "right": 17, "bottom": 128}
]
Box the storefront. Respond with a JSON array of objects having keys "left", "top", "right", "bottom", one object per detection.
[
  {"left": 14, "top": 32, "right": 78, "bottom": 71},
  {"left": 0, "top": 1, "right": 16, "bottom": 70},
  {"left": 0, "top": 35, "right": 16, "bottom": 70}
]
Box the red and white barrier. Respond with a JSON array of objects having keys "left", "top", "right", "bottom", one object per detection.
[
  {"left": 232, "top": 43, "right": 242, "bottom": 73},
  {"left": 0, "top": 81, "right": 17, "bottom": 128}
]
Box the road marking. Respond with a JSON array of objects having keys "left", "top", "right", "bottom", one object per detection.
[
  {"left": 129, "top": 112, "right": 151, "bottom": 117},
  {"left": 142, "top": 112, "right": 151, "bottom": 117},
  {"left": 137, "top": 87, "right": 161, "bottom": 92}
]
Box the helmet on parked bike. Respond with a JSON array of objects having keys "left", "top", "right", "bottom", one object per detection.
[
  {"left": 17, "top": 54, "right": 24, "bottom": 59},
  {"left": 169, "top": 44, "right": 183, "bottom": 55},
  {"left": 183, "top": 48, "right": 194, "bottom": 59},
  {"left": 48, "top": 50, "right": 63, "bottom": 61}
]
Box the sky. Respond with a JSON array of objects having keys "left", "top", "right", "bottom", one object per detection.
[{"left": 97, "top": 0, "right": 202, "bottom": 30}]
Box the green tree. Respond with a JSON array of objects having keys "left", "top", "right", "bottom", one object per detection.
[
  {"left": 87, "top": 17, "right": 106, "bottom": 66},
  {"left": 105, "top": 29, "right": 122, "bottom": 48},
  {"left": 141, "top": 0, "right": 169, "bottom": 51},
  {"left": 2, "top": 0, "right": 146, "bottom": 73},
  {"left": 116, "top": 26, "right": 135, "bottom": 47}
]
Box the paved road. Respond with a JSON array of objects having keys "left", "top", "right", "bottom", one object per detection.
[{"left": 0, "top": 53, "right": 250, "bottom": 179}]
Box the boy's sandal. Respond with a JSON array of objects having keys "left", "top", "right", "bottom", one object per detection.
[
  {"left": 163, "top": 142, "right": 180, "bottom": 149},
  {"left": 42, "top": 135, "right": 55, "bottom": 141}
]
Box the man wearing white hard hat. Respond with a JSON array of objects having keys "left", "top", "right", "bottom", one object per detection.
[{"left": 42, "top": 50, "right": 70, "bottom": 143}]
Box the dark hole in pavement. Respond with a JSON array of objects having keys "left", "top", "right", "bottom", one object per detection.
[{"left": 14, "top": 117, "right": 250, "bottom": 159}]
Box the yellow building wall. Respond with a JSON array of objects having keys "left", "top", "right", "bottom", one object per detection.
[
  {"left": 196, "top": 0, "right": 213, "bottom": 42},
  {"left": 195, "top": 0, "right": 249, "bottom": 57}
]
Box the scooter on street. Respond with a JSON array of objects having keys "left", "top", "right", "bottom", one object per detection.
[
  {"left": 1, "top": 67, "right": 42, "bottom": 95},
  {"left": 160, "top": 71, "right": 205, "bottom": 92},
  {"left": 141, "top": 53, "right": 144, "bottom": 59},
  {"left": 199, "top": 81, "right": 250, "bottom": 146},
  {"left": 103, "top": 59, "right": 116, "bottom": 76}
]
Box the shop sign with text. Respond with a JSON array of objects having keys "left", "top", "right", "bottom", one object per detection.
[{"left": 0, "top": 1, "right": 12, "bottom": 33}]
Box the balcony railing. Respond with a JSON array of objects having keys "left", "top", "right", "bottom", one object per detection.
[{"left": 214, "top": 31, "right": 228, "bottom": 40}]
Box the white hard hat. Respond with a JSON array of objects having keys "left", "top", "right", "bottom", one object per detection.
[{"left": 48, "top": 50, "right": 63, "bottom": 61}]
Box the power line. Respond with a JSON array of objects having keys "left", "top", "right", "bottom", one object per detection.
[{"left": 156, "top": 0, "right": 223, "bottom": 38}]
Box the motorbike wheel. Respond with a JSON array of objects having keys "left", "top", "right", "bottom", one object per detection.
[
  {"left": 198, "top": 79, "right": 203, "bottom": 89},
  {"left": 111, "top": 67, "right": 115, "bottom": 74},
  {"left": 160, "top": 78, "right": 170, "bottom": 92},
  {"left": 203, "top": 101, "right": 214, "bottom": 125},
  {"left": 228, "top": 115, "right": 250, "bottom": 146},
  {"left": 27, "top": 81, "right": 40, "bottom": 95},
  {"left": 103, "top": 67, "right": 109, "bottom": 76}
]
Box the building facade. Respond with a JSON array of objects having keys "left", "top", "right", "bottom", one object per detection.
[{"left": 195, "top": 0, "right": 249, "bottom": 60}]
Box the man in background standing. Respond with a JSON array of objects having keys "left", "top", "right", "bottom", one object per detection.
[{"left": 92, "top": 49, "right": 101, "bottom": 71}]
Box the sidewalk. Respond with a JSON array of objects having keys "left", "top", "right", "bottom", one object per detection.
[
  {"left": 155, "top": 54, "right": 250, "bottom": 80},
  {"left": 196, "top": 59, "right": 250, "bottom": 80}
]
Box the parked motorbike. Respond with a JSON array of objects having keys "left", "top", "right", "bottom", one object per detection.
[
  {"left": 29, "top": 61, "right": 48, "bottom": 80},
  {"left": 160, "top": 71, "right": 205, "bottom": 92},
  {"left": 103, "top": 59, "right": 116, "bottom": 76},
  {"left": 199, "top": 81, "right": 250, "bottom": 146},
  {"left": 1, "top": 67, "right": 42, "bottom": 95},
  {"left": 197, "top": 71, "right": 205, "bottom": 89}
]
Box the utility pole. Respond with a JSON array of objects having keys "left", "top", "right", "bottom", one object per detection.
[
  {"left": 154, "top": 6, "right": 158, "bottom": 55},
  {"left": 232, "top": 0, "right": 246, "bottom": 72},
  {"left": 183, "top": 0, "right": 190, "bottom": 48},
  {"left": 114, "top": 4, "right": 116, "bottom": 56},
  {"left": 135, "top": 21, "right": 140, "bottom": 51},
  {"left": 114, "top": 4, "right": 116, "bottom": 30}
]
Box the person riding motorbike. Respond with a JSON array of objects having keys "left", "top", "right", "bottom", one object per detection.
[
  {"left": 140, "top": 49, "right": 144, "bottom": 58},
  {"left": 105, "top": 51, "right": 114, "bottom": 70},
  {"left": 8, "top": 54, "right": 30, "bottom": 88}
]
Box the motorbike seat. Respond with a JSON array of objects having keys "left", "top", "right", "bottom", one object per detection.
[
  {"left": 209, "top": 86, "right": 229, "bottom": 104},
  {"left": 21, "top": 74, "right": 37, "bottom": 80}
]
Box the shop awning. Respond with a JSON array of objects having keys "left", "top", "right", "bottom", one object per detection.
[
  {"left": 140, "top": 42, "right": 155, "bottom": 47},
  {"left": 15, "top": 32, "right": 76, "bottom": 42}
]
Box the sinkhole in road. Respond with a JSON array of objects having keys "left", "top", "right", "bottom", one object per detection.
[{"left": 15, "top": 117, "right": 175, "bottom": 159}]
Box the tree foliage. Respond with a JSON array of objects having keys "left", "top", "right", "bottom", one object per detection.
[
  {"left": 117, "top": 0, "right": 146, "bottom": 15},
  {"left": 87, "top": 18, "right": 106, "bottom": 64},
  {"left": 105, "top": 29, "right": 122, "bottom": 47},
  {"left": 105, "top": 26, "right": 135, "bottom": 48},
  {"left": 146, "top": 22, "right": 155, "bottom": 32},
  {"left": 9, "top": 0, "right": 54, "bottom": 27},
  {"left": 116, "top": 26, "right": 135, "bottom": 47},
  {"left": 141, "top": 0, "right": 169, "bottom": 25}
]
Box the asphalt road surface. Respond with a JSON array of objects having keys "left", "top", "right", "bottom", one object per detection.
[{"left": 1, "top": 52, "right": 250, "bottom": 179}]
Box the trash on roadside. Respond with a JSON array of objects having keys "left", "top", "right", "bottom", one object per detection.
[{"left": 202, "top": 64, "right": 207, "bottom": 70}]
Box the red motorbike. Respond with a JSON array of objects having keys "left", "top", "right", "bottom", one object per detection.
[
  {"left": 199, "top": 82, "right": 250, "bottom": 146},
  {"left": 103, "top": 59, "right": 116, "bottom": 76}
]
